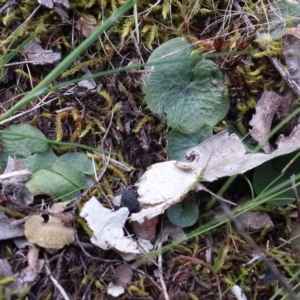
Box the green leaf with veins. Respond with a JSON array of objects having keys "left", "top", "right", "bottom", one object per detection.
[
  {"left": 143, "top": 37, "right": 229, "bottom": 130},
  {"left": 52, "top": 152, "right": 95, "bottom": 188},
  {"left": 26, "top": 170, "right": 80, "bottom": 201},
  {"left": 0, "top": 124, "right": 49, "bottom": 169},
  {"left": 167, "top": 200, "right": 199, "bottom": 228}
]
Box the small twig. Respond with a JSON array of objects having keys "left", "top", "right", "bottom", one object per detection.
[
  {"left": 97, "top": 148, "right": 111, "bottom": 182},
  {"left": 291, "top": 175, "right": 300, "bottom": 227},
  {"left": 45, "top": 265, "right": 71, "bottom": 300},
  {"left": 157, "top": 242, "right": 170, "bottom": 300},
  {"left": 194, "top": 183, "right": 236, "bottom": 206}
]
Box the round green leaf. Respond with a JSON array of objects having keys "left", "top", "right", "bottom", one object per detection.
[
  {"left": 1, "top": 124, "right": 48, "bottom": 169},
  {"left": 53, "top": 152, "right": 96, "bottom": 174},
  {"left": 143, "top": 37, "right": 229, "bottom": 130},
  {"left": 52, "top": 152, "right": 95, "bottom": 188},
  {"left": 253, "top": 153, "right": 300, "bottom": 206},
  {"left": 167, "top": 200, "right": 199, "bottom": 228},
  {"left": 167, "top": 124, "right": 212, "bottom": 161},
  {"left": 26, "top": 170, "right": 80, "bottom": 201},
  {"left": 18, "top": 148, "right": 58, "bottom": 173}
]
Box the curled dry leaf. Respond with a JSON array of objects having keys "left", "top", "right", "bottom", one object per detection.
[
  {"left": 131, "top": 126, "right": 300, "bottom": 223},
  {"left": 80, "top": 196, "right": 141, "bottom": 260},
  {"left": 24, "top": 214, "right": 74, "bottom": 251}
]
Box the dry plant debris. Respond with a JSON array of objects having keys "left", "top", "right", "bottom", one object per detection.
[
  {"left": 24, "top": 214, "right": 75, "bottom": 252},
  {"left": 1, "top": 0, "right": 300, "bottom": 299},
  {"left": 132, "top": 126, "right": 300, "bottom": 223},
  {"left": 24, "top": 40, "right": 61, "bottom": 65}
]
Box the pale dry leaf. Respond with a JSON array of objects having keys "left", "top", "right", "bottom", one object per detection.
[
  {"left": 19, "top": 246, "right": 44, "bottom": 284},
  {"left": 284, "top": 33, "right": 300, "bottom": 81},
  {"left": 24, "top": 214, "right": 75, "bottom": 251},
  {"left": 49, "top": 200, "right": 73, "bottom": 213},
  {"left": 205, "top": 245, "right": 212, "bottom": 264},
  {"left": 4, "top": 156, "right": 24, "bottom": 173},
  {"left": 0, "top": 169, "right": 31, "bottom": 184},
  {"left": 131, "top": 126, "right": 300, "bottom": 223},
  {"left": 75, "top": 16, "right": 97, "bottom": 37},
  {"left": 78, "top": 68, "right": 96, "bottom": 90},
  {"left": 107, "top": 283, "right": 125, "bottom": 297},
  {"left": 38, "top": 0, "right": 69, "bottom": 9},
  {"left": 80, "top": 196, "right": 141, "bottom": 260},
  {"left": 54, "top": 0, "right": 69, "bottom": 7},
  {"left": 24, "top": 40, "right": 61, "bottom": 65},
  {"left": 249, "top": 91, "right": 284, "bottom": 153},
  {"left": 137, "top": 238, "right": 153, "bottom": 253},
  {"left": 54, "top": 6, "right": 69, "bottom": 23},
  {"left": 231, "top": 285, "right": 247, "bottom": 300}
]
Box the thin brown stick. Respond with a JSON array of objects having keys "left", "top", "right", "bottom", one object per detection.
[{"left": 291, "top": 175, "right": 300, "bottom": 227}]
